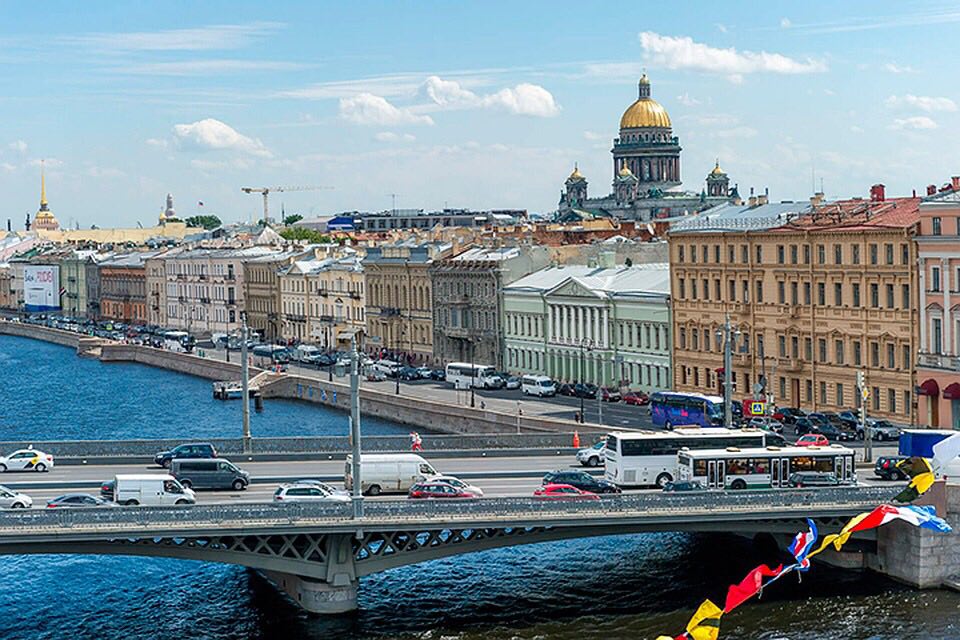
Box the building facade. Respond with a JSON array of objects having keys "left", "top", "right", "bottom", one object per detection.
[
  {"left": 363, "top": 242, "right": 452, "bottom": 363},
  {"left": 244, "top": 250, "right": 305, "bottom": 341},
  {"left": 0, "top": 264, "right": 12, "bottom": 310},
  {"left": 430, "top": 246, "right": 552, "bottom": 367},
  {"left": 916, "top": 187, "right": 960, "bottom": 428},
  {"left": 59, "top": 250, "right": 100, "bottom": 318},
  {"left": 279, "top": 254, "right": 365, "bottom": 347},
  {"left": 502, "top": 256, "right": 672, "bottom": 391},
  {"left": 99, "top": 252, "right": 158, "bottom": 323},
  {"left": 669, "top": 191, "right": 920, "bottom": 424}
]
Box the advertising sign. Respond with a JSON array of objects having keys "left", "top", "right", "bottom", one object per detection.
[{"left": 23, "top": 265, "right": 60, "bottom": 312}]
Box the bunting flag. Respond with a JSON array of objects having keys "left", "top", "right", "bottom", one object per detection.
[
  {"left": 894, "top": 471, "right": 936, "bottom": 503},
  {"left": 787, "top": 518, "right": 818, "bottom": 571},
  {"left": 933, "top": 434, "right": 960, "bottom": 475},
  {"left": 724, "top": 564, "right": 783, "bottom": 613},
  {"left": 684, "top": 599, "right": 723, "bottom": 640},
  {"left": 809, "top": 504, "right": 952, "bottom": 559}
]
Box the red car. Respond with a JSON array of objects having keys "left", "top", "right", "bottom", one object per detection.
[
  {"left": 796, "top": 434, "right": 829, "bottom": 448},
  {"left": 622, "top": 391, "right": 650, "bottom": 406},
  {"left": 408, "top": 481, "right": 476, "bottom": 499},
  {"left": 533, "top": 483, "right": 600, "bottom": 500}
]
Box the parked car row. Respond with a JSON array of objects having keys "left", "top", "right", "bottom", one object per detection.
[{"left": 772, "top": 407, "right": 902, "bottom": 442}]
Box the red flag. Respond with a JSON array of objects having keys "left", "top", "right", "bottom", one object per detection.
[{"left": 724, "top": 564, "right": 783, "bottom": 613}]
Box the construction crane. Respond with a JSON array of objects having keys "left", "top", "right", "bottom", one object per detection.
[{"left": 240, "top": 186, "right": 333, "bottom": 225}]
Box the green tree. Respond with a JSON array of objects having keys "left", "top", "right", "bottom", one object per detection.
[
  {"left": 184, "top": 215, "right": 222, "bottom": 230},
  {"left": 282, "top": 214, "right": 304, "bottom": 226},
  {"left": 279, "top": 226, "right": 333, "bottom": 244}
]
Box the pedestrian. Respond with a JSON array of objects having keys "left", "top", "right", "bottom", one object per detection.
[
  {"left": 410, "top": 432, "right": 423, "bottom": 452},
  {"left": 480, "top": 400, "right": 486, "bottom": 410}
]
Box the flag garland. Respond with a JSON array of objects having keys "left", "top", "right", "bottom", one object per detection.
[{"left": 659, "top": 475, "right": 949, "bottom": 640}]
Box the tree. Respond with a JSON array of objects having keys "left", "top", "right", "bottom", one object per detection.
[
  {"left": 279, "top": 226, "right": 333, "bottom": 244},
  {"left": 282, "top": 214, "right": 303, "bottom": 226},
  {"left": 184, "top": 215, "right": 222, "bottom": 230}
]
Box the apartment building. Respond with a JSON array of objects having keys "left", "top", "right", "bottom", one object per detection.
[{"left": 278, "top": 253, "right": 365, "bottom": 347}]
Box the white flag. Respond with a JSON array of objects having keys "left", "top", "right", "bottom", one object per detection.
[{"left": 932, "top": 433, "right": 960, "bottom": 475}]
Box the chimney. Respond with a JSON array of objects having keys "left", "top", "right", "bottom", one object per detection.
[
  {"left": 5, "top": 219, "right": 9, "bottom": 232},
  {"left": 913, "top": 189, "right": 917, "bottom": 198},
  {"left": 952, "top": 176, "right": 960, "bottom": 191},
  {"left": 810, "top": 192, "right": 825, "bottom": 206},
  {"left": 870, "top": 184, "right": 886, "bottom": 202},
  {"left": 927, "top": 184, "right": 937, "bottom": 196},
  {"left": 748, "top": 195, "right": 758, "bottom": 208}
]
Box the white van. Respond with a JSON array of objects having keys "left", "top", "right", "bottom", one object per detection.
[
  {"left": 370, "top": 359, "right": 402, "bottom": 378},
  {"left": 344, "top": 453, "right": 438, "bottom": 496},
  {"left": 522, "top": 375, "right": 556, "bottom": 397},
  {"left": 114, "top": 474, "right": 196, "bottom": 506},
  {"left": 294, "top": 345, "right": 323, "bottom": 363}
]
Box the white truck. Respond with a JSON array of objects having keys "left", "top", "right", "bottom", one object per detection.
[
  {"left": 294, "top": 345, "right": 323, "bottom": 364},
  {"left": 344, "top": 453, "right": 438, "bottom": 496},
  {"left": 114, "top": 474, "right": 196, "bottom": 506}
]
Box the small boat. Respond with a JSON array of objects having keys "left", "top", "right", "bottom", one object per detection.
[{"left": 213, "top": 382, "right": 245, "bottom": 400}]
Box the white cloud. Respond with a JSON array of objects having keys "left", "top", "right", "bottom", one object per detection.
[
  {"left": 850, "top": 125, "right": 864, "bottom": 133},
  {"left": 26, "top": 158, "right": 62, "bottom": 168},
  {"left": 0, "top": 163, "right": 15, "bottom": 172},
  {"left": 7, "top": 140, "right": 27, "bottom": 154},
  {"left": 338, "top": 93, "right": 434, "bottom": 126},
  {"left": 480, "top": 83, "right": 560, "bottom": 117},
  {"left": 63, "top": 22, "right": 284, "bottom": 51},
  {"left": 86, "top": 166, "right": 126, "bottom": 178},
  {"left": 638, "top": 31, "right": 827, "bottom": 81},
  {"left": 890, "top": 116, "right": 938, "bottom": 130},
  {"left": 583, "top": 131, "right": 606, "bottom": 141},
  {"left": 172, "top": 118, "right": 272, "bottom": 157},
  {"left": 420, "top": 75, "right": 479, "bottom": 106},
  {"left": 676, "top": 93, "right": 701, "bottom": 106},
  {"left": 375, "top": 132, "right": 416, "bottom": 143},
  {"left": 780, "top": 17, "right": 792, "bottom": 28},
  {"left": 883, "top": 63, "right": 916, "bottom": 74},
  {"left": 145, "top": 138, "right": 169, "bottom": 149},
  {"left": 885, "top": 94, "right": 957, "bottom": 112}
]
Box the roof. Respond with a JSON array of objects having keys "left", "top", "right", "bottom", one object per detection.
[
  {"left": 783, "top": 197, "right": 920, "bottom": 232},
  {"left": 99, "top": 251, "right": 164, "bottom": 268},
  {"left": 450, "top": 246, "right": 522, "bottom": 262},
  {"left": 670, "top": 201, "right": 811, "bottom": 234},
  {"left": 504, "top": 263, "right": 670, "bottom": 298}
]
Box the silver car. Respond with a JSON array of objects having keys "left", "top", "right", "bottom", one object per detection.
[{"left": 0, "top": 485, "right": 31, "bottom": 509}]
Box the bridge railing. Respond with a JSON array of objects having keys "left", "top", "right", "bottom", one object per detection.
[{"left": 0, "top": 487, "right": 896, "bottom": 536}]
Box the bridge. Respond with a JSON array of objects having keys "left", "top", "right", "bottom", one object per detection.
[{"left": 0, "top": 486, "right": 894, "bottom": 613}]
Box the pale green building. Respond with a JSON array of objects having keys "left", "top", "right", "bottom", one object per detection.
[{"left": 502, "top": 255, "right": 671, "bottom": 392}]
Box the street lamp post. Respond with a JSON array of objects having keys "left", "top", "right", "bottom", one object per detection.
[
  {"left": 349, "top": 334, "right": 364, "bottom": 519},
  {"left": 470, "top": 339, "right": 476, "bottom": 408},
  {"left": 717, "top": 316, "right": 741, "bottom": 430},
  {"left": 240, "top": 312, "right": 251, "bottom": 453},
  {"left": 579, "top": 339, "right": 593, "bottom": 422}
]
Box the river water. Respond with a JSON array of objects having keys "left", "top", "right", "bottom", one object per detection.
[{"left": 0, "top": 335, "right": 958, "bottom": 640}]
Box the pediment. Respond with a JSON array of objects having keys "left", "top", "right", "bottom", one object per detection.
[{"left": 547, "top": 277, "right": 603, "bottom": 299}]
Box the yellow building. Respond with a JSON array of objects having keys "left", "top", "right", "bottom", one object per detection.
[{"left": 32, "top": 161, "right": 60, "bottom": 232}]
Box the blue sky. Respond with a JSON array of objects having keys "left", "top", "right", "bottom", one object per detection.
[{"left": 1, "top": 1, "right": 959, "bottom": 228}]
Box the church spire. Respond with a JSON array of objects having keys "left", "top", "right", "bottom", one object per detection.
[{"left": 39, "top": 159, "right": 48, "bottom": 211}]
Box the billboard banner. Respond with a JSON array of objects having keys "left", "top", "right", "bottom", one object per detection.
[{"left": 23, "top": 265, "right": 61, "bottom": 312}]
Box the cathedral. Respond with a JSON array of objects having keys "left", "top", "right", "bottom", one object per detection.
[{"left": 557, "top": 74, "right": 738, "bottom": 222}]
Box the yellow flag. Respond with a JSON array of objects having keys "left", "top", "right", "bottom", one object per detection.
[
  {"left": 685, "top": 599, "right": 723, "bottom": 640},
  {"left": 894, "top": 471, "right": 935, "bottom": 503},
  {"left": 807, "top": 511, "right": 872, "bottom": 559}
]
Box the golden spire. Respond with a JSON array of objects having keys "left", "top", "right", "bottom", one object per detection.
[{"left": 40, "top": 159, "right": 48, "bottom": 209}]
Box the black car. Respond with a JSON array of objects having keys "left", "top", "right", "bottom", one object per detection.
[
  {"left": 542, "top": 470, "right": 620, "bottom": 494},
  {"left": 875, "top": 455, "right": 910, "bottom": 480},
  {"left": 817, "top": 422, "right": 856, "bottom": 442},
  {"left": 775, "top": 407, "right": 806, "bottom": 425},
  {"left": 793, "top": 417, "right": 819, "bottom": 436},
  {"left": 573, "top": 383, "right": 598, "bottom": 399},
  {"left": 662, "top": 480, "right": 706, "bottom": 492},
  {"left": 100, "top": 479, "right": 115, "bottom": 501},
  {"left": 557, "top": 383, "right": 577, "bottom": 397},
  {"left": 397, "top": 366, "right": 420, "bottom": 381},
  {"left": 154, "top": 443, "right": 218, "bottom": 469},
  {"left": 47, "top": 493, "right": 113, "bottom": 508},
  {"left": 429, "top": 369, "right": 446, "bottom": 381}
]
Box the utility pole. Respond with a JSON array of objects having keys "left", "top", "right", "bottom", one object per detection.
[
  {"left": 349, "top": 335, "right": 364, "bottom": 518},
  {"left": 720, "top": 316, "right": 737, "bottom": 430},
  {"left": 240, "top": 312, "right": 251, "bottom": 453},
  {"left": 598, "top": 387, "right": 603, "bottom": 427},
  {"left": 858, "top": 370, "right": 871, "bottom": 463}
]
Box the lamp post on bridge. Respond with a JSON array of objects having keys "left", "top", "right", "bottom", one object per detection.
[
  {"left": 349, "top": 334, "right": 364, "bottom": 519},
  {"left": 240, "top": 311, "right": 251, "bottom": 453}
]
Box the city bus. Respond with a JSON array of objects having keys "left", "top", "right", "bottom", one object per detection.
[
  {"left": 677, "top": 445, "right": 856, "bottom": 490},
  {"left": 649, "top": 391, "right": 725, "bottom": 430},
  {"left": 445, "top": 362, "right": 500, "bottom": 389},
  {"left": 162, "top": 331, "right": 195, "bottom": 353},
  {"left": 603, "top": 428, "right": 773, "bottom": 488}
]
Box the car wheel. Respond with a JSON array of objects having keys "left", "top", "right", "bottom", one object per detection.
[
  {"left": 730, "top": 479, "right": 747, "bottom": 490},
  {"left": 124, "top": 499, "right": 139, "bottom": 506},
  {"left": 0, "top": 464, "right": 6, "bottom": 473},
  {"left": 34, "top": 463, "right": 46, "bottom": 473},
  {"left": 180, "top": 480, "right": 192, "bottom": 489},
  {"left": 11, "top": 502, "right": 25, "bottom": 509},
  {"left": 664, "top": 421, "right": 674, "bottom": 431},
  {"left": 161, "top": 459, "right": 171, "bottom": 469},
  {"left": 232, "top": 479, "right": 247, "bottom": 491},
  {"left": 587, "top": 456, "right": 600, "bottom": 468},
  {"left": 656, "top": 473, "right": 672, "bottom": 488},
  {"left": 175, "top": 499, "right": 190, "bottom": 505},
  {"left": 366, "top": 484, "right": 382, "bottom": 497}
]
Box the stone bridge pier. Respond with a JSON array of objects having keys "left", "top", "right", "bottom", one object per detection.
[{"left": 261, "top": 534, "right": 358, "bottom": 614}]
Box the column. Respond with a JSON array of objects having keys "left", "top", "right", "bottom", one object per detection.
[
  {"left": 944, "top": 259, "right": 952, "bottom": 356},
  {"left": 919, "top": 260, "right": 927, "bottom": 351},
  {"left": 579, "top": 306, "right": 586, "bottom": 343},
  {"left": 547, "top": 305, "right": 554, "bottom": 342},
  {"left": 602, "top": 308, "right": 609, "bottom": 347}
]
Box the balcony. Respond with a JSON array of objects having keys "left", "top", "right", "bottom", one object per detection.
[
  {"left": 319, "top": 315, "right": 334, "bottom": 323},
  {"left": 349, "top": 291, "right": 361, "bottom": 300},
  {"left": 225, "top": 274, "right": 236, "bottom": 281},
  {"left": 380, "top": 307, "right": 401, "bottom": 318},
  {"left": 198, "top": 274, "right": 207, "bottom": 281},
  {"left": 919, "top": 352, "right": 960, "bottom": 372},
  {"left": 227, "top": 300, "right": 237, "bottom": 306},
  {"left": 286, "top": 314, "right": 306, "bottom": 323},
  {"left": 777, "top": 357, "right": 804, "bottom": 372},
  {"left": 200, "top": 297, "right": 211, "bottom": 304},
  {"left": 318, "top": 289, "right": 329, "bottom": 297}
]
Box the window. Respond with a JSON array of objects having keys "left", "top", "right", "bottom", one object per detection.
[
  {"left": 933, "top": 318, "right": 943, "bottom": 354},
  {"left": 702, "top": 246, "right": 709, "bottom": 263},
  {"left": 690, "top": 245, "right": 697, "bottom": 263},
  {"left": 742, "top": 280, "right": 749, "bottom": 303},
  {"left": 817, "top": 245, "right": 825, "bottom": 264},
  {"left": 820, "top": 381, "right": 827, "bottom": 404},
  {"left": 790, "top": 245, "right": 798, "bottom": 264},
  {"left": 870, "top": 283, "right": 879, "bottom": 307},
  {"left": 779, "top": 377, "right": 786, "bottom": 399},
  {"left": 714, "top": 245, "right": 721, "bottom": 263},
  {"left": 678, "top": 246, "right": 685, "bottom": 262},
  {"left": 885, "top": 244, "right": 894, "bottom": 265},
  {"left": 702, "top": 279, "right": 709, "bottom": 300},
  {"left": 791, "top": 282, "right": 798, "bottom": 305},
  {"left": 834, "top": 244, "right": 843, "bottom": 265},
  {"left": 729, "top": 246, "right": 735, "bottom": 263},
  {"left": 872, "top": 387, "right": 880, "bottom": 411},
  {"left": 902, "top": 243, "right": 910, "bottom": 265},
  {"left": 806, "top": 379, "right": 813, "bottom": 402},
  {"left": 778, "top": 281, "right": 785, "bottom": 304},
  {"left": 817, "top": 282, "right": 826, "bottom": 306},
  {"left": 778, "top": 335, "right": 787, "bottom": 358},
  {"left": 835, "top": 339, "right": 845, "bottom": 364},
  {"left": 756, "top": 281, "right": 764, "bottom": 303},
  {"left": 887, "top": 343, "right": 896, "bottom": 368},
  {"left": 836, "top": 383, "right": 844, "bottom": 406},
  {"left": 904, "top": 390, "right": 912, "bottom": 414},
  {"left": 691, "top": 279, "right": 698, "bottom": 299},
  {"left": 741, "top": 245, "right": 749, "bottom": 263},
  {"left": 803, "top": 282, "right": 811, "bottom": 305},
  {"left": 903, "top": 345, "right": 911, "bottom": 370},
  {"left": 803, "top": 245, "right": 811, "bottom": 264},
  {"left": 886, "top": 284, "right": 894, "bottom": 308},
  {"left": 834, "top": 282, "right": 843, "bottom": 305},
  {"left": 853, "top": 283, "right": 861, "bottom": 307},
  {"left": 852, "top": 245, "right": 860, "bottom": 264},
  {"left": 777, "top": 245, "right": 785, "bottom": 264},
  {"left": 932, "top": 266, "right": 941, "bottom": 292},
  {"left": 853, "top": 340, "right": 862, "bottom": 365},
  {"left": 818, "top": 338, "right": 827, "bottom": 363},
  {"left": 756, "top": 245, "right": 763, "bottom": 263},
  {"left": 888, "top": 389, "right": 897, "bottom": 413},
  {"left": 933, "top": 216, "right": 942, "bottom": 236},
  {"left": 804, "top": 337, "right": 812, "bottom": 360},
  {"left": 870, "top": 244, "right": 878, "bottom": 265},
  {"left": 870, "top": 342, "right": 880, "bottom": 367},
  {"left": 729, "top": 280, "right": 736, "bottom": 301},
  {"left": 679, "top": 328, "right": 687, "bottom": 349},
  {"left": 715, "top": 279, "right": 721, "bottom": 299},
  {"left": 678, "top": 279, "right": 686, "bottom": 298}
]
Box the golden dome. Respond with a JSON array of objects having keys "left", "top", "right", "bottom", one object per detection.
[
  {"left": 618, "top": 163, "right": 634, "bottom": 177},
  {"left": 568, "top": 164, "right": 585, "bottom": 180},
  {"left": 620, "top": 97, "right": 671, "bottom": 129},
  {"left": 710, "top": 159, "right": 725, "bottom": 176}
]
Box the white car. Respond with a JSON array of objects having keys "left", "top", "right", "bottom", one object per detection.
[
  {"left": 576, "top": 441, "right": 606, "bottom": 467},
  {"left": 0, "top": 449, "right": 54, "bottom": 472},
  {"left": 431, "top": 475, "right": 483, "bottom": 497},
  {"left": 273, "top": 483, "right": 351, "bottom": 503},
  {"left": 0, "top": 485, "right": 31, "bottom": 508}
]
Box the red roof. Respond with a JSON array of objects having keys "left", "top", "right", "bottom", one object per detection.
[{"left": 783, "top": 197, "right": 920, "bottom": 232}]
